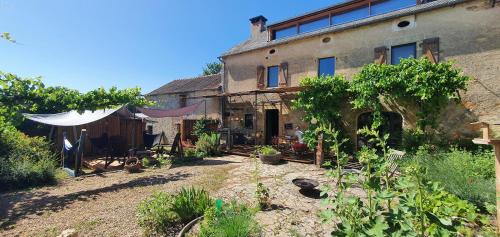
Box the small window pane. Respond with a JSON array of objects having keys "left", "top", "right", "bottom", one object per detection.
[
  {"left": 244, "top": 114, "right": 253, "bottom": 129},
  {"left": 371, "top": 0, "right": 416, "bottom": 16},
  {"left": 299, "top": 17, "right": 330, "bottom": 34},
  {"left": 391, "top": 43, "right": 416, "bottom": 65},
  {"left": 332, "top": 6, "right": 369, "bottom": 26},
  {"left": 318, "top": 57, "right": 336, "bottom": 77},
  {"left": 274, "top": 26, "right": 297, "bottom": 40},
  {"left": 267, "top": 66, "right": 279, "bottom": 87}
]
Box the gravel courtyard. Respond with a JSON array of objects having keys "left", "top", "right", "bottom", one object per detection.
[{"left": 0, "top": 155, "right": 338, "bottom": 237}]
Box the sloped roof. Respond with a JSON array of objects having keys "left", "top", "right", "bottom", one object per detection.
[
  {"left": 147, "top": 74, "right": 221, "bottom": 96},
  {"left": 221, "top": 0, "right": 467, "bottom": 57}
]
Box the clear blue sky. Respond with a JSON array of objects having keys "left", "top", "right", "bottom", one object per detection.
[{"left": 0, "top": 0, "right": 344, "bottom": 93}]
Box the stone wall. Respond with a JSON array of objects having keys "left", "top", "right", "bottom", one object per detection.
[
  {"left": 146, "top": 89, "right": 221, "bottom": 143},
  {"left": 223, "top": 0, "right": 500, "bottom": 143}
]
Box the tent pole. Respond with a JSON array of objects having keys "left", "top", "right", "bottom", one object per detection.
[
  {"left": 72, "top": 126, "right": 78, "bottom": 141},
  {"left": 48, "top": 126, "right": 55, "bottom": 141}
]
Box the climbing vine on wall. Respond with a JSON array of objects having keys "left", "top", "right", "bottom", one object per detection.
[
  {"left": 292, "top": 75, "right": 351, "bottom": 150},
  {"left": 293, "top": 58, "right": 470, "bottom": 140},
  {"left": 350, "top": 58, "right": 470, "bottom": 130}
]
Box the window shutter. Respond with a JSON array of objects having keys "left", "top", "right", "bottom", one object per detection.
[
  {"left": 279, "top": 62, "right": 288, "bottom": 87},
  {"left": 422, "top": 37, "right": 439, "bottom": 63},
  {"left": 257, "top": 65, "right": 265, "bottom": 89},
  {"left": 374, "top": 46, "right": 388, "bottom": 64}
]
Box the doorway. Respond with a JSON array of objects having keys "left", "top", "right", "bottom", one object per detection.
[
  {"left": 265, "top": 109, "right": 279, "bottom": 145},
  {"left": 357, "top": 112, "right": 403, "bottom": 149}
]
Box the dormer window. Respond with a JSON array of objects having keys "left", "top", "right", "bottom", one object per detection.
[
  {"left": 299, "top": 17, "right": 329, "bottom": 34},
  {"left": 270, "top": 0, "right": 419, "bottom": 41}
]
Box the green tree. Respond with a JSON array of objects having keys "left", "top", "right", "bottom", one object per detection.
[
  {"left": 202, "top": 62, "right": 222, "bottom": 76},
  {"left": 0, "top": 71, "right": 151, "bottom": 126},
  {"left": 1, "top": 32, "right": 15, "bottom": 43}
]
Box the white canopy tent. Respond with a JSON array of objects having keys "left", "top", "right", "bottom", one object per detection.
[{"left": 23, "top": 107, "right": 123, "bottom": 127}]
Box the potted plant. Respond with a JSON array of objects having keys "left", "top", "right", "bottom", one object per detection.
[{"left": 257, "top": 146, "right": 281, "bottom": 165}]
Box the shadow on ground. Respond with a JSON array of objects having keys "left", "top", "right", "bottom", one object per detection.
[
  {"left": 170, "top": 158, "right": 240, "bottom": 168},
  {"left": 0, "top": 172, "right": 191, "bottom": 229}
]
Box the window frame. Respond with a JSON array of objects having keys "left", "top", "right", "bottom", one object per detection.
[
  {"left": 390, "top": 42, "right": 417, "bottom": 65},
  {"left": 244, "top": 114, "right": 254, "bottom": 129},
  {"left": 318, "top": 57, "right": 336, "bottom": 77},
  {"left": 179, "top": 94, "right": 187, "bottom": 108},
  {"left": 269, "top": 0, "right": 420, "bottom": 40},
  {"left": 267, "top": 65, "right": 279, "bottom": 88}
]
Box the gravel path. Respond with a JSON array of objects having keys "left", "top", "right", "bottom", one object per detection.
[
  {"left": 0, "top": 155, "right": 348, "bottom": 237},
  {"left": 0, "top": 156, "right": 243, "bottom": 237}
]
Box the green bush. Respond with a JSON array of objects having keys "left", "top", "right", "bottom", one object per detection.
[
  {"left": 137, "top": 188, "right": 213, "bottom": 236},
  {"left": 183, "top": 148, "right": 204, "bottom": 159},
  {"left": 137, "top": 192, "right": 179, "bottom": 236},
  {"left": 0, "top": 124, "right": 58, "bottom": 192},
  {"left": 171, "top": 187, "right": 213, "bottom": 223},
  {"left": 195, "top": 133, "right": 220, "bottom": 157},
  {"left": 256, "top": 145, "right": 278, "bottom": 155},
  {"left": 200, "top": 201, "right": 260, "bottom": 237},
  {"left": 412, "top": 147, "right": 495, "bottom": 209}
]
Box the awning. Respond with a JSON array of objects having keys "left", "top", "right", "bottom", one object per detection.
[
  {"left": 137, "top": 102, "right": 201, "bottom": 118},
  {"left": 23, "top": 106, "right": 122, "bottom": 126}
]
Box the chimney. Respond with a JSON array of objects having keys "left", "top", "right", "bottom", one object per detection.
[{"left": 249, "top": 15, "right": 267, "bottom": 38}]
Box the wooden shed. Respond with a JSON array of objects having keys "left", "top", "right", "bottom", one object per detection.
[{"left": 24, "top": 107, "right": 146, "bottom": 155}]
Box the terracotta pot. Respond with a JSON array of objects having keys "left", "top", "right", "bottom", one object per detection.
[
  {"left": 124, "top": 157, "right": 141, "bottom": 173},
  {"left": 259, "top": 152, "right": 282, "bottom": 165}
]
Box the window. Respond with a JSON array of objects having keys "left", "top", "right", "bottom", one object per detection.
[
  {"left": 244, "top": 114, "right": 253, "bottom": 129},
  {"left": 267, "top": 66, "right": 279, "bottom": 88},
  {"left": 270, "top": 1, "right": 419, "bottom": 41},
  {"left": 318, "top": 57, "right": 336, "bottom": 77},
  {"left": 370, "top": 0, "right": 416, "bottom": 16},
  {"left": 391, "top": 43, "right": 416, "bottom": 65},
  {"left": 332, "top": 6, "right": 369, "bottom": 25},
  {"left": 299, "top": 17, "right": 330, "bottom": 34},
  {"left": 179, "top": 94, "right": 187, "bottom": 108},
  {"left": 274, "top": 26, "right": 297, "bottom": 40}
]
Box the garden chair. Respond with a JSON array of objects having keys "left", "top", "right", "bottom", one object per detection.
[{"left": 387, "top": 149, "right": 406, "bottom": 177}]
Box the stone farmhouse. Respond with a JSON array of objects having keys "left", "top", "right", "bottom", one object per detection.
[
  {"left": 219, "top": 0, "right": 500, "bottom": 148},
  {"left": 146, "top": 74, "right": 221, "bottom": 143}
]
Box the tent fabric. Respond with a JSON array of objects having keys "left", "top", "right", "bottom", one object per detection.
[
  {"left": 137, "top": 103, "right": 202, "bottom": 118},
  {"left": 23, "top": 107, "right": 122, "bottom": 126}
]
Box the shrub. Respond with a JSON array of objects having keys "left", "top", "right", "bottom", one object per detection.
[
  {"left": 195, "top": 133, "right": 220, "bottom": 157},
  {"left": 171, "top": 187, "right": 213, "bottom": 223},
  {"left": 412, "top": 147, "right": 495, "bottom": 209},
  {"left": 256, "top": 145, "right": 278, "bottom": 155},
  {"left": 321, "top": 126, "right": 495, "bottom": 236},
  {"left": 183, "top": 148, "right": 204, "bottom": 159},
  {"left": 192, "top": 118, "right": 211, "bottom": 139},
  {"left": 199, "top": 201, "right": 260, "bottom": 237},
  {"left": 137, "top": 188, "right": 213, "bottom": 236},
  {"left": 0, "top": 124, "right": 58, "bottom": 192},
  {"left": 137, "top": 192, "right": 179, "bottom": 236}
]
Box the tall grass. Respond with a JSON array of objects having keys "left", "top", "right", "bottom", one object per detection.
[
  {"left": 199, "top": 201, "right": 260, "bottom": 237},
  {"left": 411, "top": 147, "right": 495, "bottom": 210}
]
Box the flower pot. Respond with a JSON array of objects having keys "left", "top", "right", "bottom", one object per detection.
[
  {"left": 124, "top": 157, "right": 141, "bottom": 173},
  {"left": 259, "top": 152, "right": 282, "bottom": 165}
]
